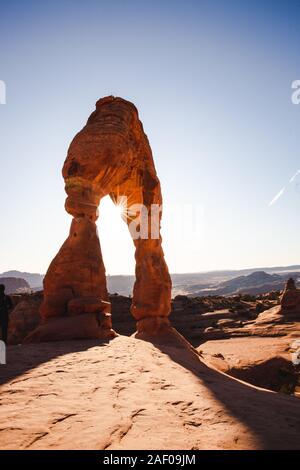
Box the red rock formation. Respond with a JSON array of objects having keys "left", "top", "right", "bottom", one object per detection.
[
  {"left": 280, "top": 278, "right": 300, "bottom": 317},
  {"left": 8, "top": 292, "right": 42, "bottom": 344},
  {"left": 34, "top": 96, "right": 171, "bottom": 341}
]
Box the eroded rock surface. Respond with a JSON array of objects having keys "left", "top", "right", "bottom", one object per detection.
[
  {"left": 1, "top": 335, "right": 300, "bottom": 450},
  {"left": 8, "top": 292, "right": 42, "bottom": 344},
  {"left": 200, "top": 335, "right": 300, "bottom": 397},
  {"left": 7, "top": 290, "right": 300, "bottom": 397}
]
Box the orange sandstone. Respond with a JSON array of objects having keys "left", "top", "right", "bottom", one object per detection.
[{"left": 32, "top": 97, "right": 171, "bottom": 341}]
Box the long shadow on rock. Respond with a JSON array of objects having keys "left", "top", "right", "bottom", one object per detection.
[
  {"left": 134, "top": 327, "right": 300, "bottom": 450},
  {"left": 0, "top": 338, "right": 115, "bottom": 387}
]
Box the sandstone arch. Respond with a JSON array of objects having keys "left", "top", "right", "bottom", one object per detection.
[{"left": 31, "top": 96, "right": 172, "bottom": 341}]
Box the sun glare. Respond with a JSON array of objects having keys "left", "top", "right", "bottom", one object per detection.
[{"left": 115, "top": 202, "right": 126, "bottom": 219}]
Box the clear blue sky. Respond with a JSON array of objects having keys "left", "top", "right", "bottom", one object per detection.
[{"left": 1, "top": 0, "right": 300, "bottom": 275}]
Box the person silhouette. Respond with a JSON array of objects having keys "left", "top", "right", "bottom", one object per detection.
[{"left": 0, "top": 284, "right": 13, "bottom": 343}]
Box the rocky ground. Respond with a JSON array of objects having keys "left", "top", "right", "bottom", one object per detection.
[
  {"left": 2, "top": 289, "right": 300, "bottom": 449},
  {"left": 7, "top": 290, "right": 300, "bottom": 396},
  {"left": 200, "top": 335, "right": 300, "bottom": 396},
  {"left": 1, "top": 332, "right": 300, "bottom": 450},
  {"left": 8, "top": 290, "right": 281, "bottom": 346}
]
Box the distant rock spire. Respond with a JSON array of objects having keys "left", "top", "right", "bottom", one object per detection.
[
  {"left": 286, "top": 277, "right": 296, "bottom": 290},
  {"left": 280, "top": 277, "right": 300, "bottom": 317}
]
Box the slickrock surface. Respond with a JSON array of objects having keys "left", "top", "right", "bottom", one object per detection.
[
  {"left": 200, "top": 335, "right": 300, "bottom": 396},
  {"left": 1, "top": 334, "right": 300, "bottom": 450},
  {"left": 198, "top": 307, "right": 300, "bottom": 395}
]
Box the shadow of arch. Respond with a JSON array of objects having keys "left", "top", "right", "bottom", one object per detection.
[
  {"left": 135, "top": 329, "right": 300, "bottom": 450},
  {"left": 0, "top": 338, "right": 115, "bottom": 387}
]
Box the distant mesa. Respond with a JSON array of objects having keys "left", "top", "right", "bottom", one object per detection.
[
  {"left": 183, "top": 270, "right": 300, "bottom": 297},
  {"left": 3, "top": 265, "right": 300, "bottom": 297},
  {"left": 0, "top": 277, "right": 30, "bottom": 294},
  {"left": 0, "top": 271, "right": 44, "bottom": 289}
]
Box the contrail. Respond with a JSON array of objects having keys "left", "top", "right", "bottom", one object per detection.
[
  {"left": 289, "top": 168, "right": 300, "bottom": 183},
  {"left": 269, "top": 186, "right": 285, "bottom": 206},
  {"left": 269, "top": 167, "right": 300, "bottom": 206}
]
